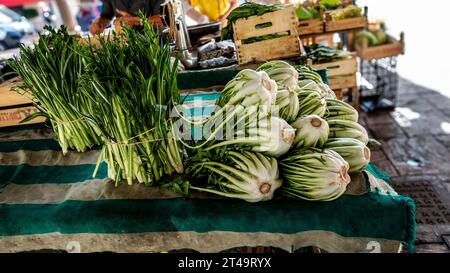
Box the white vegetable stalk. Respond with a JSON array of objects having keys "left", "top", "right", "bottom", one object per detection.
[
  {"left": 205, "top": 115, "right": 295, "bottom": 158},
  {"left": 280, "top": 149, "right": 351, "bottom": 201},
  {"left": 257, "top": 60, "right": 299, "bottom": 91},
  {"left": 275, "top": 89, "right": 300, "bottom": 123},
  {"left": 298, "top": 79, "right": 321, "bottom": 90},
  {"left": 217, "top": 69, "right": 277, "bottom": 111},
  {"left": 325, "top": 99, "right": 359, "bottom": 122},
  {"left": 318, "top": 84, "right": 337, "bottom": 99},
  {"left": 297, "top": 80, "right": 336, "bottom": 99},
  {"left": 327, "top": 119, "right": 369, "bottom": 145},
  {"left": 291, "top": 115, "right": 329, "bottom": 149},
  {"left": 190, "top": 151, "right": 283, "bottom": 202},
  {"left": 295, "top": 89, "right": 327, "bottom": 117},
  {"left": 324, "top": 138, "right": 371, "bottom": 173}
]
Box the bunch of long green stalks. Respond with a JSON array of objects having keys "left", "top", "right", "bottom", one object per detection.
[
  {"left": 79, "top": 19, "right": 185, "bottom": 185},
  {"left": 7, "top": 26, "right": 101, "bottom": 154}
]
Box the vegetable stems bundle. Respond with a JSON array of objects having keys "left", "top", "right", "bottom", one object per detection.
[
  {"left": 81, "top": 19, "right": 184, "bottom": 185},
  {"left": 7, "top": 26, "right": 101, "bottom": 154}
]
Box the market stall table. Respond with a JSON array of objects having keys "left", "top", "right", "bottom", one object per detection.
[{"left": 0, "top": 122, "right": 415, "bottom": 253}]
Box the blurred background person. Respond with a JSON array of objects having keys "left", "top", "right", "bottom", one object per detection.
[
  {"left": 76, "top": 1, "right": 98, "bottom": 32},
  {"left": 89, "top": 0, "right": 164, "bottom": 35},
  {"left": 188, "top": 0, "right": 238, "bottom": 24}
]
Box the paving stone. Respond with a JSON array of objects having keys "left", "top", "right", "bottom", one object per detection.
[
  {"left": 370, "top": 160, "right": 399, "bottom": 177},
  {"left": 368, "top": 122, "right": 407, "bottom": 140},
  {"left": 370, "top": 149, "right": 388, "bottom": 161},
  {"left": 415, "top": 243, "right": 450, "bottom": 253},
  {"left": 438, "top": 107, "right": 450, "bottom": 118},
  {"left": 364, "top": 111, "right": 396, "bottom": 126},
  {"left": 390, "top": 108, "right": 450, "bottom": 137},
  {"left": 380, "top": 137, "right": 450, "bottom": 176},
  {"left": 396, "top": 98, "right": 436, "bottom": 112},
  {"left": 434, "top": 135, "right": 450, "bottom": 150},
  {"left": 416, "top": 224, "right": 450, "bottom": 244},
  {"left": 422, "top": 92, "right": 450, "bottom": 111}
]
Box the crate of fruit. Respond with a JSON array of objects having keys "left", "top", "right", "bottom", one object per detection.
[
  {"left": 324, "top": 5, "right": 367, "bottom": 33},
  {"left": 232, "top": 6, "right": 300, "bottom": 64},
  {"left": 294, "top": 4, "right": 324, "bottom": 36},
  {"left": 355, "top": 31, "right": 404, "bottom": 60}
]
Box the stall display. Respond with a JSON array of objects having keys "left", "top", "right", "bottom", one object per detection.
[
  {"left": 0, "top": 131, "right": 415, "bottom": 253},
  {"left": 0, "top": 3, "right": 414, "bottom": 254}
]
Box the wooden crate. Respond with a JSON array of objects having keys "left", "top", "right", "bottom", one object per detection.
[
  {"left": 0, "top": 106, "right": 45, "bottom": 128},
  {"left": 324, "top": 7, "right": 368, "bottom": 33},
  {"left": 235, "top": 35, "right": 300, "bottom": 64},
  {"left": 232, "top": 7, "right": 300, "bottom": 64},
  {"left": 0, "top": 77, "right": 33, "bottom": 108},
  {"left": 308, "top": 53, "right": 357, "bottom": 77},
  {"left": 328, "top": 74, "right": 356, "bottom": 90},
  {"left": 355, "top": 32, "right": 405, "bottom": 60},
  {"left": 328, "top": 75, "right": 359, "bottom": 110},
  {"left": 325, "top": 16, "right": 367, "bottom": 32},
  {"left": 296, "top": 19, "right": 324, "bottom": 36}
]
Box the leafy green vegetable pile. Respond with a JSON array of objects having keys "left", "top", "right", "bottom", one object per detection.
[
  {"left": 8, "top": 17, "right": 376, "bottom": 203},
  {"left": 305, "top": 44, "right": 350, "bottom": 64}
]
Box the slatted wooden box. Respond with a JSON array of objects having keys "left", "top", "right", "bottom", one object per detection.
[
  {"left": 0, "top": 78, "right": 45, "bottom": 128},
  {"left": 232, "top": 6, "right": 300, "bottom": 64},
  {"left": 296, "top": 19, "right": 324, "bottom": 36},
  {"left": 355, "top": 32, "right": 405, "bottom": 60},
  {"left": 324, "top": 6, "right": 368, "bottom": 33}
]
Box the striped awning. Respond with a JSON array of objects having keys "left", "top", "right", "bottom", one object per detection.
[{"left": 1, "top": 0, "right": 43, "bottom": 8}]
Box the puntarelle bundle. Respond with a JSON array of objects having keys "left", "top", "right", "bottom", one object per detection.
[{"left": 8, "top": 16, "right": 376, "bottom": 202}]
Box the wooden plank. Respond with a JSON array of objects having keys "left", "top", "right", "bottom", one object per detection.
[
  {"left": 328, "top": 74, "right": 356, "bottom": 90},
  {"left": 232, "top": 7, "right": 297, "bottom": 41},
  {"left": 0, "top": 78, "right": 33, "bottom": 108},
  {"left": 355, "top": 33, "right": 405, "bottom": 60},
  {"left": 0, "top": 106, "right": 45, "bottom": 128},
  {"left": 325, "top": 16, "right": 367, "bottom": 32},
  {"left": 310, "top": 55, "right": 357, "bottom": 77},
  {"left": 333, "top": 89, "right": 343, "bottom": 100},
  {"left": 296, "top": 19, "right": 324, "bottom": 36},
  {"left": 332, "top": 86, "right": 360, "bottom": 109},
  {"left": 236, "top": 35, "right": 300, "bottom": 64}
]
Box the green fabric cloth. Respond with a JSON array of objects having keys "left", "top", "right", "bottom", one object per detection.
[
  {"left": 0, "top": 89, "right": 415, "bottom": 252},
  {"left": 177, "top": 68, "right": 328, "bottom": 90},
  {"left": 0, "top": 124, "right": 416, "bottom": 252}
]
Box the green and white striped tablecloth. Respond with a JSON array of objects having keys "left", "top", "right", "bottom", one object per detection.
[{"left": 0, "top": 93, "right": 416, "bottom": 253}]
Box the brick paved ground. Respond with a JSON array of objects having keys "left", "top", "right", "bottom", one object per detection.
[{"left": 361, "top": 77, "right": 450, "bottom": 253}]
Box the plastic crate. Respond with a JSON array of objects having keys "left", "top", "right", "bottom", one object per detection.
[{"left": 359, "top": 56, "right": 399, "bottom": 112}]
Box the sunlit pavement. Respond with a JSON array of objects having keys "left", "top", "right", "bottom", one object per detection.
[
  {"left": 358, "top": 0, "right": 450, "bottom": 98},
  {"left": 360, "top": 77, "right": 450, "bottom": 252},
  {"left": 355, "top": 0, "right": 450, "bottom": 253}
]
